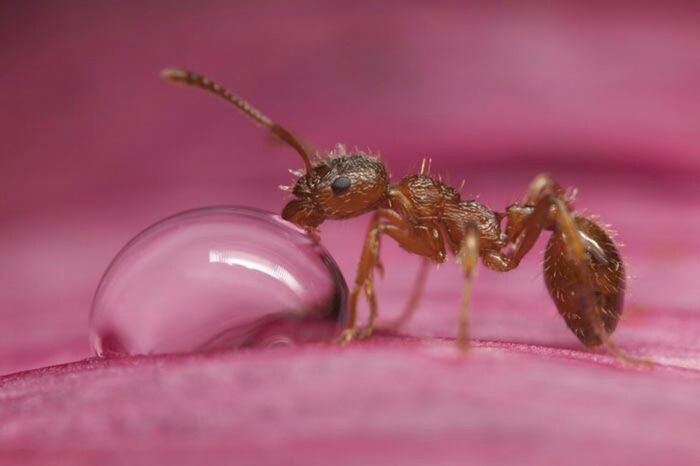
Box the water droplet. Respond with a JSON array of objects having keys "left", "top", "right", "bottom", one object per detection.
[{"left": 89, "top": 206, "right": 347, "bottom": 356}]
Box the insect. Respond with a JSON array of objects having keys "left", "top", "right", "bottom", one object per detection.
[{"left": 162, "top": 67, "right": 647, "bottom": 365}]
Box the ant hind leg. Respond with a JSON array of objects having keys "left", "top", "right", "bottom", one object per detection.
[
  {"left": 546, "top": 198, "right": 652, "bottom": 367},
  {"left": 492, "top": 174, "right": 651, "bottom": 366},
  {"left": 527, "top": 177, "right": 648, "bottom": 365}
]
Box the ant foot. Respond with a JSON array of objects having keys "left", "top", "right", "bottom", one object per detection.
[
  {"left": 383, "top": 318, "right": 403, "bottom": 331},
  {"left": 357, "top": 325, "right": 374, "bottom": 340},
  {"left": 601, "top": 340, "right": 653, "bottom": 368},
  {"left": 336, "top": 328, "right": 357, "bottom": 345},
  {"left": 609, "top": 347, "right": 654, "bottom": 368},
  {"left": 621, "top": 355, "right": 654, "bottom": 369},
  {"left": 457, "top": 336, "right": 471, "bottom": 353}
]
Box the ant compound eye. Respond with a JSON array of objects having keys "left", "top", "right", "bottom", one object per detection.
[{"left": 331, "top": 176, "right": 352, "bottom": 194}]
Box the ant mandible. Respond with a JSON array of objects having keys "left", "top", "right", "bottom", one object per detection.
[{"left": 162, "top": 68, "right": 647, "bottom": 365}]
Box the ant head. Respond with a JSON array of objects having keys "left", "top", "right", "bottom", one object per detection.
[{"left": 282, "top": 153, "right": 389, "bottom": 229}]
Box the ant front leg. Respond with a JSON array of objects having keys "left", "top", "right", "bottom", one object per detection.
[
  {"left": 337, "top": 212, "right": 382, "bottom": 344},
  {"left": 338, "top": 209, "right": 445, "bottom": 344}
]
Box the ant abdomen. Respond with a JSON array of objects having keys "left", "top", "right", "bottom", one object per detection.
[{"left": 544, "top": 216, "right": 625, "bottom": 347}]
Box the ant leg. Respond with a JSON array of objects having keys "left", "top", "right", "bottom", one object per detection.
[
  {"left": 357, "top": 220, "right": 444, "bottom": 339},
  {"left": 513, "top": 176, "right": 641, "bottom": 361},
  {"left": 339, "top": 210, "right": 404, "bottom": 342},
  {"left": 386, "top": 258, "right": 431, "bottom": 330},
  {"left": 457, "top": 223, "right": 480, "bottom": 351},
  {"left": 488, "top": 190, "right": 649, "bottom": 365},
  {"left": 522, "top": 173, "right": 571, "bottom": 206},
  {"left": 548, "top": 198, "right": 650, "bottom": 366},
  {"left": 486, "top": 173, "right": 571, "bottom": 271},
  {"left": 359, "top": 261, "right": 381, "bottom": 340},
  {"left": 339, "top": 211, "right": 446, "bottom": 344},
  {"left": 338, "top": 213, "right": 383, "bottom": 344}
]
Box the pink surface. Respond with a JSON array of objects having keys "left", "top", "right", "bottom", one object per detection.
[{"left": 1, "top": 2, "right": 700, "bottom": 465}]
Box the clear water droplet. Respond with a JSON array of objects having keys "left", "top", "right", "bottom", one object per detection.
[{"left": 89, "top": 206, "right": 347, "bottom": 356}]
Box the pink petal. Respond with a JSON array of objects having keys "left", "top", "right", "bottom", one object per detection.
[{"left": 1, "top": 3, "right": 699, "bottom": 465}]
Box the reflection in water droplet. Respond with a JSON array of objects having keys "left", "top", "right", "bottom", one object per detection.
[{"left": 89, "top": 206, "right": 347, "bottom": 356}]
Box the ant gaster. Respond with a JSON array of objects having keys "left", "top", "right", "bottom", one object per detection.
[{"left": 162, "top": 68, "right": 647, "bottom": 365}]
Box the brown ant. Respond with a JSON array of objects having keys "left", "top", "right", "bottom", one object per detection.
[{"left": 162, "top": 68, "right": 649, "bottom": 365}]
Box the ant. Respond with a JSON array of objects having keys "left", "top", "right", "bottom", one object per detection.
[{"left": 162, "top": 67, "right": 648, "bottom": 366}]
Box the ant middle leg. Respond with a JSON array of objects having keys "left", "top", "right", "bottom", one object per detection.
[
  {"left": 386, "top": 257, "right": 431, "bottom": 330},
  {"left": 457, "top": 223, "right": 480, "bottom": 351},
  {"left": 386, "top": 223, "right": 480, "bottom": 351}
]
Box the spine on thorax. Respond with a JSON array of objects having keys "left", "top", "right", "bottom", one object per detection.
[{"left": 390, "top": 174, "right": 506, "bottom": 255}]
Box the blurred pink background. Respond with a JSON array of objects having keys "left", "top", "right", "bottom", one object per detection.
[{"left": 1, "top": 2, "right": 699, "bottom": 465}]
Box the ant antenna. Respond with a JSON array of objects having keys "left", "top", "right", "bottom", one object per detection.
[{"left": 161, "top": 68, "right": 314, "bottom": 174}]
